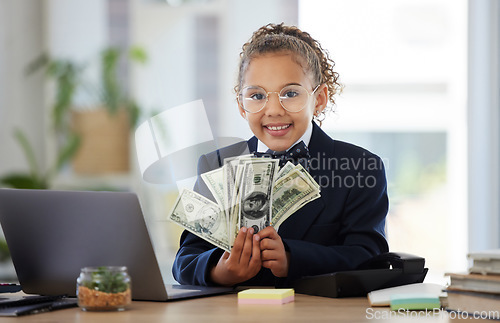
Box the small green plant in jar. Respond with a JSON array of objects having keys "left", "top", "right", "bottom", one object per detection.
[{"left": 77, "top": 266, "right": 131, "bottom": 311}]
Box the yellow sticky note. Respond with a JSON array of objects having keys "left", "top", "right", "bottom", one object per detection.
[{"left": 237, "top": 289, "right": 294, "bottom": 304}]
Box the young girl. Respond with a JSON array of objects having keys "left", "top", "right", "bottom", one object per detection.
[{"left": 172, "top": 23, "right": 389, "bottom": 287}]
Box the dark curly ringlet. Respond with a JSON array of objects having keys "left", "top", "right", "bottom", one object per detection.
[{"left": 235, "top": 23, "right": 343, "bottom": 113}]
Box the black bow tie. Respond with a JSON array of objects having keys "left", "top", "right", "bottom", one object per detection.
[{"left": 254, "top": 141, "right": 310, "bottom": 170}]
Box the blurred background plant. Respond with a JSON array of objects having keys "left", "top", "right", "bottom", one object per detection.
[
  {"left": 99, "top": 46, "right": 148, "bottom": 128},
  {"left": 0, "top": 46, "right": 147, "bottom": 189},
  {"left": 0, "top": 57, "right": 83, "bottom": 189}
]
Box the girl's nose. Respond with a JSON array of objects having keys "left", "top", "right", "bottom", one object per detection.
[{"left": 264, "top": 92, "right": 285, "bottom": 116}]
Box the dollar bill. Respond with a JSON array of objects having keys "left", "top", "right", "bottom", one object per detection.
[
  {"left": 201, "top": 166, "right": 226, "bottom": 210},
  {"left": 168, "top": 154, "right": 321, "bottom": 252},
  {"left": 229, "top": 197, "right": 240, "bottom": 247},
  {"left": 225, "top": 157, "right": 245, "bottom": 246},
  {"left": 294, "top": 163, "right": 321, "bottom": 191},
  {"left": 276, "top": 161, "right": 295, "bottom": 181},
  {"left": 224, "top": 155, "right": 260, "bottom": 246},
  {"left": 238, "top": 159, "right": 279, "bottom": 234},
  {"left": 201, "top": 166, "right": 231, "bottom": 246},
  {"left": 169, "top": 188, "right": 230, "bottom": 252},
  {"left": 271, "top": 169, "right": 320, "bottom": 228}
]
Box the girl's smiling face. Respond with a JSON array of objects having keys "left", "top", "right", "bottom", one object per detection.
[{"left": 238, "top": 53, "right": 327, "bottom": 152}]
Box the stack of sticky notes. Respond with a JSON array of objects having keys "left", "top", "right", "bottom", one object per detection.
[
  {"left": 237, "top": 288, "right": 295, "bottom": 305},
  {"left": 368, "top": 283, "right": 445, "bottom": 308},
  {"left": 389, "top": 294, "right": 441, "bottom": 311}
]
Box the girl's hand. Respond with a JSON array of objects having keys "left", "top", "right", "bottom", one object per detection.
[
  {"left": 210, "top": 227, "right": 261, "bottom": 286},
  {"left": 256, "top": 226, "right": 290, "bottom": 278}
]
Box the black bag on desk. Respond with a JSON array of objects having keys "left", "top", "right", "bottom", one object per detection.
[{"left": 292, "top": 252, "right": 428, "bottom": 298}]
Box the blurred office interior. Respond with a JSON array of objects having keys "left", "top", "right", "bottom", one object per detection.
[{"left": 0, "top": 0, "right": 498, "bottom": 285}]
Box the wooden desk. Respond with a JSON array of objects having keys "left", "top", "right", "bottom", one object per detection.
[{"left": 0, "top": 293, "right": 460, "bottom": 322}]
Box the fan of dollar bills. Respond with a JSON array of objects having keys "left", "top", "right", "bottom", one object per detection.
[{"left": 168, "top": 155, "right": 321, "bottom": 252}]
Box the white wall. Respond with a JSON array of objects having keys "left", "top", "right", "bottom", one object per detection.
[
  {"left": 217, "top": 0, "right": 298, "bottom": 139},
  {"left": 0, "top": 0, "right": 108, "bottom": 178},
  {"left": 467, "top": 0, "right": 500, "bottom": 252},
  {"left": 45, "top": 0, "right": 107, "bottom": 62},
  {"left": 0, "top": 0, "right": 45, "bottom": 175},
  {"left": 130, "top": 1, "right": 198, "bottom": 113}
]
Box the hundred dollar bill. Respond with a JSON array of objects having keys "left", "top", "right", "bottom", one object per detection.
[
  {"left": 281, "top": 192, "right": 321, "bottom": 226},
  {"left": 225, "top": 155, "right": 257, "bottom": 208},
  {"left": 238, "top": 159, "right": 279, "bottom": 233},
  {"left": 223, "top": 157, "right": 254, "bottom": 215},
  {"left": 294, "top": 163, "right": 320, "bottom": 191},
  {"left": 271, "top": 169, "right": 320, "bottom": 228},
  {"left": 169, "top": 188, "right": 230, "bottom": 252},
  {"left": 276, "top": 161, "right": 295, "bottom": 181},
  {"left": 201, "top": 166, "right": 226, "bottom": 210},
  {"left": 275, "top": 162, "right": 320, "bottom": 192},
  {"left": 224, "top": 155, "right": 259, "bottom": 246},
  {"left": 225, "top": 157, "right": 243, "bottom": 246},
  {"left": 229, "top": 195, "right": 240, "bottom": 247},
  {"left": 201, "top": 165, "right": 232, "bottom": 247},
  {"left": 276, "top": 163, "right": 320, "bottom": 223}
]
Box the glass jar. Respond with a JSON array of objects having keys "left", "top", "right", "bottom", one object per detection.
[{"left": 77, "top": 266, "right": 132, "bottom": 311}]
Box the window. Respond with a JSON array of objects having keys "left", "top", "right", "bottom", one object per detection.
[{"left": 299, "top": 0, "right": 468, "bottom": 281}]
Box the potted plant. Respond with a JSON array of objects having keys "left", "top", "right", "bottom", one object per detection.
[
  {"left": 71, "top": 46, "right": 147, "bottom": 174},
  {"left": 77, "top": 266, "right": 131, "bottom": 311},
  {"left": 0, "top": 46, "right": 146, "bottom": 189}
]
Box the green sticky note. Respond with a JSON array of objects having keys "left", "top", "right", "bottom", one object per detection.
[{"left": 390, "top": 293, "right": 441, "bottom": 311}]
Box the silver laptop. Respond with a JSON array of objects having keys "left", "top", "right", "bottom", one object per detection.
[{"left": 0, "top": 188, "right": 232, "bottom": 301}]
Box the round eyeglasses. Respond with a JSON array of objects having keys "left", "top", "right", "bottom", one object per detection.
[{"left": 237, "top": 84, "right": 320, "bottom": 113}]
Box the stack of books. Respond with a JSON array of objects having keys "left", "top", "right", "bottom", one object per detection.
[{"left": 445, "top": 250, "right": 500, "bottom": 319}]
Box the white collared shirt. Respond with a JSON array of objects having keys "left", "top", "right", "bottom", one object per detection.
[{"left": 256, "top": 122, "right": 313, "bottom": 153}]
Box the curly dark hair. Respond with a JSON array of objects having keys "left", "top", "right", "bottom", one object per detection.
[{"left": 235, "top": 23, "right": 343, "bottom": 115}]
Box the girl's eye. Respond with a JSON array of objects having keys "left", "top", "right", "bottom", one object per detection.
[
  {"left": 249, "top": 92, "right": 266, "bottom": 101},
  {"left": 282, "top": 90, "right": 299, "bottom": 99}
]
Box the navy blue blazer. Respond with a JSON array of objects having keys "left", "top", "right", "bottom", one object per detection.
[{"left": 172, "top": 122, "right": 389, "bottom": 287}]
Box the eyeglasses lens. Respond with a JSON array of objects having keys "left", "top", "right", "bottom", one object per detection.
[{"left": 239, "top": 85, "right": 309, "bottom": 113}]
